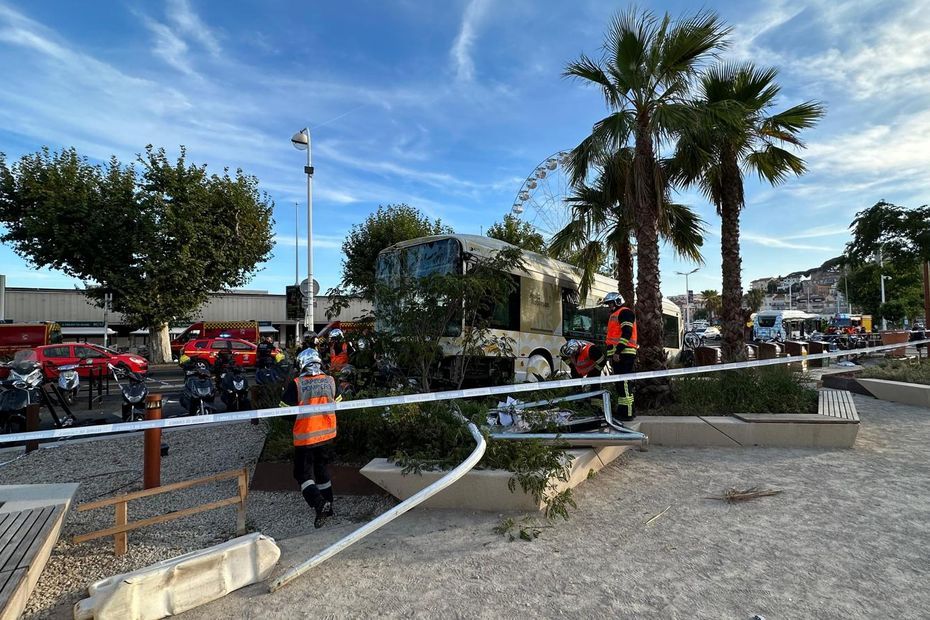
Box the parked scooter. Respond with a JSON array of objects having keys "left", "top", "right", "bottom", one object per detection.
[
  {"left": 255, "top": 351, "right": 289, "bottom": 385},
  {"left": 55, "top": 363, "right": 80, "bottom": 405},
  {"left": 110, "top": 363, "right": 148, "bottom": 422},
  {"left": 179, "top": 356, "right": 216, "bottom": 416},
  {"left": 218, "top": 363, "right": 251, "bottom": 412},
  {"left": 0, "top": 350, "right": 75, "bottom": 433}
]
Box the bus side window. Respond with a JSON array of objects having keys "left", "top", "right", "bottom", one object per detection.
[
  {"left": 663, "top": 313, "right": 681, "bottom": 349},
  {"left": 483, "top": 274, "right": 520, "bottom": 331}
]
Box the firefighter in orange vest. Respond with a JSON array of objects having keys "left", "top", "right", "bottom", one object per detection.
[
  {"left": 328, "top": 328, "right": 354, "bottom": 373},
  {"left": 560, "top": 339, "right": 605, "bottom": 378},
  {"left": 602, "top": 292, "right": 637, "bottom": 420},
  {"left": 280, "top": 348, "right": 337, "bottom": 528}
]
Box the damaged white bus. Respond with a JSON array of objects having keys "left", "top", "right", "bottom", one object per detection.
[{"left": 375, "top": 234, "right": 682, "bottom": 385}]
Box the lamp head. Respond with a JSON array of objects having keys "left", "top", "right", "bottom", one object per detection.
[{"left": 291, "top": 128, "right": 309, "bottom": 150}]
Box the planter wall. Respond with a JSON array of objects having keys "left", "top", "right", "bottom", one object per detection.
[
  {"left": 251, "top": 462, "right": 384, "bottom": 495},
  {"left": 631, "top": 416, "right": 859, "bottom": 449},
  {"left": 360, "top": 445, "right": 629, "bottom": 512},
  {"left": 856, "top": 378, "right": 930, "bottom": 408}
]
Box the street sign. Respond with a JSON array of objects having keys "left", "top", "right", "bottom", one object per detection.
[
  {"left": 299, "top": 278, "right": 320, "bottom": 297},
  {"left": 285, "top": 285, "right": 304, "bottom": 321}
]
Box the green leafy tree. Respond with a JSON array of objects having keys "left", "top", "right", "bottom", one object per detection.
[
  {"left": 339, "top": 203, "right": 451, "bottom": 301},
  {"left": 701, "top": 289, "right": 721, "bottom": 319},
  {"left": 743, "top": 288, "right": 765, "bottom": 313},
  {"left": 486, "top": 214, "right": 545, "bottom": 253},
  {"left": 845, "top": 201, "right": 930, "bottom": 326},
  {"left": 0, "top": 146, "right": 274, "bottom": 363},
  {"left": 549, "top": 147, "right": 705, "bottom": 304},
  {"left": 564, "top": 7, "right": 730, "bottom": 370},
  {"left": 879, "top": 300, "right": 907, "bottom": 326},
  {"left": 840, "top": 262, "right": 925, "bottom": 320},
  {"left": 374, "top": 246, "right": 524, "bottom": 390},
  {"left": 672, "top": 64, "right": 823, "bottom": 361}
]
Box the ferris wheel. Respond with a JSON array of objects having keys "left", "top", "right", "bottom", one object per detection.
[{"left": 511, "top": 150, "right": 574, "bottom": 242}]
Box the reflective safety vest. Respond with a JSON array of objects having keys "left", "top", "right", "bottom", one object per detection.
[
  {"left": 573, "top": 342, "right": 598, "bottom": 376},
  {"left": 292, "top": 374, "right": 337, "bottom": 447},
  {"left": 606, "top": 307, "right": 638, "bottom": 350},
  {"left": 330, "top": 343, "right": 350, "bottom": 372}
]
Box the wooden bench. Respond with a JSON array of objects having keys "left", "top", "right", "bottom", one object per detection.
[
  {"left": 0, "top": 505, "right": 66, "bottom": 620},
  {"left": 819, "top": 389, "right": 860, "bottom": 422}
]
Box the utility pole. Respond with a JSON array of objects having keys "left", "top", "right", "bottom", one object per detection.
[
  {"left": 675, "top": 268, "right": 699, "bottom": 330},
  {"left": 879, "top": 247, "right": 887, "bottom": 331},
  {"left": 923, "top": 261, "right": 930, "bottom": 327}
]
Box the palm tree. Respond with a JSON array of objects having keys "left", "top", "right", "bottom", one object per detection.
[
  {"left": 549, "top": 148, "right": 706, "bottom": 306},
  {"left": 673, "top": 64, "right": 823, "bottom": 361},
  {"left": 701, "top": 289, "right": 721, "bottom": 319},
  {"left": 564, "top": 8, "right": 730, "bottom": 370},
  {"left": 743, "top": 288, "right": 765, "bottom": 313}
]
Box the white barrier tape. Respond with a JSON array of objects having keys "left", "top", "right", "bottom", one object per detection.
[{"left": 3, "top": 338, "right": 927, "bottom": 445}]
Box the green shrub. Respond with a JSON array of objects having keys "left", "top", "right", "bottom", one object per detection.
[
  {"left": 655, "top": 366, "right": 817, "bottom": 415},
  {"left": 859, "top": 358, "right": 930, "bottom": 385}
]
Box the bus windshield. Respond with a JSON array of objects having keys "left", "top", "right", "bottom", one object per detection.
[
  {"left": 376, "top": 238, "right": 462, "bottom": 283},
  {"left": 757, "top": 315, "right": 777, "bottom": 327}
]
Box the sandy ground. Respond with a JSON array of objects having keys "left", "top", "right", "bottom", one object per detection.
[{"left": 179, "top": 394, "right": 930, "bottom": 619}]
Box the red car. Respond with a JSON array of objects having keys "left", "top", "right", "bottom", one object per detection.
[
  {"left": 33, "top": 343, "right": 149, "bottom": 378},
  {"left": 181, "top": 338, "right": 259, "bottom": 368}
]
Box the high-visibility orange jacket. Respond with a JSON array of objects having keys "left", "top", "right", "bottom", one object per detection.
[
  {"left": 573, "top": 342, "right": 598, "bottom": 376},
  {"left": 329, "top": 343, "right": 350, "bottom": 372},
  {"left": 606, "top": 307, "right": 638, "bottom": 351},
  {"left": 292, "top": 374, "right": 337, "bottom": 447}
]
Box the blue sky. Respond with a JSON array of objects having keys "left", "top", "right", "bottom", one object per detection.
[{"left": 1, "top": 0, "right": 928, "bottom": 298}]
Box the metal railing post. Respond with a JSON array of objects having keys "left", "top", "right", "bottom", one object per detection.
[{"left": 143, "top": 394, "right": 163, "bottom": 489}]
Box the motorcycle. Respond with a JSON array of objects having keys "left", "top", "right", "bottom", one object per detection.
[
  {"left": 179, "top": 359, "right": 216, "bottom": 416},
  {"left": 218, "top": 363, "right": 251, "bottom": 412},
  {"left": 55, "top": 363, "right": 80, "bottom": 405},
  {"left": 110, "top": 363, "right": 148, "bottom": 422},
  {"left": 0, "top": 350, "right": 75, "bottom": 433},
  {"left": 255, "top": 353, "right": 289, "bottom": 385}
]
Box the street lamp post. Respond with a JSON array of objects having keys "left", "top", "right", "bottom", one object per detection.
[
  {"left": 879, "top": 247, "right": 888, "bottom": 331},
  {"left": 291, "top": 128, "right": 314, "bottom": 335},
  {"left": 675, "top": 268, "right": 699, "bottom": 331}
]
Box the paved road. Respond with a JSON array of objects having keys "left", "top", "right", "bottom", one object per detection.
[{"left": 186, "top": 393, "right": 930, "bottom": 619}]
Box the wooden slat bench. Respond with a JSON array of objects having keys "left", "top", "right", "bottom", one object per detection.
[
  {"left": 819, "top": 389, "right": 860, "bottom": 422},
  {"left": 0, "top": 504, "right": 66, "bottom": 620}
]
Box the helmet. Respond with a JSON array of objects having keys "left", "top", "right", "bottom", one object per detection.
[
  {"left": 179, "top": 354, "right": 190, "bottom": 366},
  {"left": 273, "top": 351, "right": 285, "bottom": 364},
  {"left": 339, "top": 365, "right": 355, "bottom": 379},
  {"left": 297, "top": 348, "right": 322, "bottom": 374},
  {"left": 329, "top": 328, "right": 344, "bottom": 341},
  {"left": 599, "top": 291, "right": 624, "bottom": 307},
  {"left": 560, "top": 339, "right": 582, "bottom": 359}
]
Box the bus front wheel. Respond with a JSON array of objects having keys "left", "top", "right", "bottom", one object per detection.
[{"left": 525, "top": 353, "right": 552, "bottom": 382}]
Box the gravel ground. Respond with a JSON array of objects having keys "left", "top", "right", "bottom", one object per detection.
[
  {"left": 0, "top": 421, "right": 395, "bottom": 618},
  {"left": 181, "top": 394, "right": 930, "bottom": 619}
]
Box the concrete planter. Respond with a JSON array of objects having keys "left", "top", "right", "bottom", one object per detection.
[
  {"left": 630, "top": 416, "right": 858, "bottom": 449},
  {"left": 857, "top": 378, "right": 930, "bottom": 408},
  {"left": 360, "top": 445, "right": 629, "bottom": 512}
]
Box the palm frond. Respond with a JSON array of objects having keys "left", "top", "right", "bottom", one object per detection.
[
  {"left": 655, "top": 10, "right": 731, "bottom": 88},
  {"left": 659, "top": 201, "right": 706, "bottom": 262},
  {"left": 563, "top": 54, "right": 621, "bottom": 108},
  {"left": 746, "top": 145, "right": 807, "bottom": 185}
]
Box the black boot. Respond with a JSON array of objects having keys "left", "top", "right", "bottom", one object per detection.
[{"left": 314, "top": 499, "right": 332, "bottom": 528}]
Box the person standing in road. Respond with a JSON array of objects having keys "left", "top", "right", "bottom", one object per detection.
[
  {"left": 280, "top": 348, "right": 337, "bottom": 528},
  {"left": 602, "top": 292, "right": 637, "bottom": 421},
  {"left": 256, "top": 336, "right": 275, "bottom": 368}
]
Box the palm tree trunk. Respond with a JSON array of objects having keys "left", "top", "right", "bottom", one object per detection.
[
  {"left": 632, "top": 123, "right": 665, "bottom": 371},
  {"left": 615, "top": 235, "right": 634, "bottom": 306},
  {"left": 720, "top": 153, "right": 745, "bottom": 362}
]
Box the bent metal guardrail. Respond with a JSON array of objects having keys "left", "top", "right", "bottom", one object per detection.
[
  {"left": 268, "top": 412, "right": 486, "bottom": 592},
  {"left": 1, "top": 338, "right": 927, "bottom": 445}
]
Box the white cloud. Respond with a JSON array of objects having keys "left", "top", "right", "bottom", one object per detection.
[
  {"left": 143, "top": 17, "right": 194, "bottom": 75},
  {"left": 450, "top": 0, "right": 491, "bottom": 82},
  {"left": 742, "top": 233, "right": 836, "bottom": 252},
  {"left": 167, "top": 0, "right": 221, "bottom": 57}
]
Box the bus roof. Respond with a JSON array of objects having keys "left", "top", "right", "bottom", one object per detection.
[
  {"left": 755, "top": 309, "right": 819, "bottom": 320},
  {"left": 381, "top": 234, "right": 680, "bottom": 316}
]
